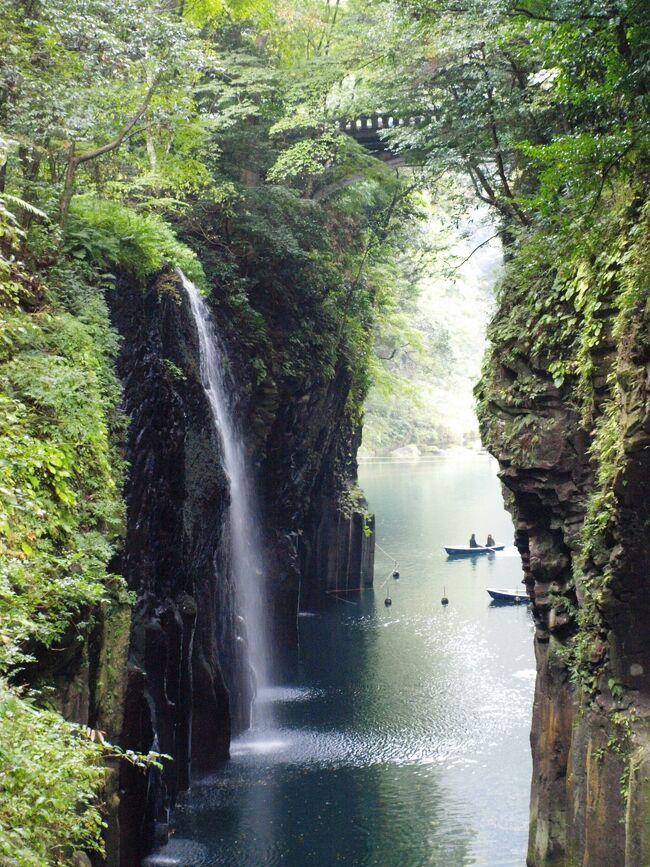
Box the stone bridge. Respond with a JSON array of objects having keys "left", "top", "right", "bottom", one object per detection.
[{"left": 336, "top": 113, "right": 430, "bottom": 161}]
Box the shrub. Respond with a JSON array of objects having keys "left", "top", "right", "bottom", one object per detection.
[
  {"left": 0, "top": 287, "right": 126, "bottom": 670},
  {"left": 65, "top": 198, "right": 206, "bottom": 288},
  {"left": 0, "top": 680, "right": 106, "bottom": 865}
]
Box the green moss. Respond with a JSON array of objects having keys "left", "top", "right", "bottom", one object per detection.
[
  {"left": 93, "top": 598, "right": 132, "bottom": 740},
  {"left": 625, "top": 745, "right": 650, "bottom": 861}
]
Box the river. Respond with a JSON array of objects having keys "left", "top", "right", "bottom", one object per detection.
[{"left": 151, "top": 454, "right": 534, "bottom": 867}]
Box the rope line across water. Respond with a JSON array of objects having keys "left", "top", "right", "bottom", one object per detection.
[
  {"left": 325, "top": 540, "right": 400, "bottom": 600},
  {"left": 374, "top": 541, "right": 400, "bottom": 593},
  {"left": 375, "top": 541, "right": 399, "bottom": 563}
]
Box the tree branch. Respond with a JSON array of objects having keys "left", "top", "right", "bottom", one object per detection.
[
  {"left": 334, "top": 183, "right": 416, "bottom": 349},
  {"left": 587, "top": 138, "right": 638, "bottom": 216},
  {"left": 376, "top": 344, "right": 410, "bottom": 360},
  {"left": 74, "top": 71, "right": 161, "bottom": 166},
  {"left": 479, "top": 45, "right": 530, "bottom": 227},
  {"left": 511, "top": 6, "right": 610, "bottom": 23},
  {"left": 58, "top": 71, "right": 161, "bottom": 225},
  {"left": 452, "top": 232, "right": 502, "bottom": 271}
]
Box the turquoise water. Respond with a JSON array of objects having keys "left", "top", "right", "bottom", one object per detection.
[{"left": 154, "top": 455, "right": 534, "bottom": 866}]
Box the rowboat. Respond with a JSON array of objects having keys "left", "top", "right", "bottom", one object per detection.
[
  {"left": 444, "top": 545, "right": 505, "bottom": 556},
  {"left": 487, "top": 588, "right": 529, "bottom": 604}
]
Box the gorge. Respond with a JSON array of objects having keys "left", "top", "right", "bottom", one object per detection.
[
  {"left": 106, "top": 261, "right": 375, "bottom": 863},
  {"left": 1, "top": 2, "right": 650, "bottom": 866}
]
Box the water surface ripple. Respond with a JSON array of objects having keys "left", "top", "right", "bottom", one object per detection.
[{"left": 152, "top": 455, "right": 534, "bottom": 866}]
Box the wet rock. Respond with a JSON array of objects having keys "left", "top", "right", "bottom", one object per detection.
[
  {"left": 105, "top": 265, "right": 375, "bottom": 865},
  {"left": 107, "top": 272, "right": 248, "bottom": 864},
  {"left": 390, "top": 443, "right": 421, "bottom": 458}
]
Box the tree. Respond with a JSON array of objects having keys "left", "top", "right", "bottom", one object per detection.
[
  {"left": 58, "top": 71, "right": 162, "bottom": 225},
  {"left": 0, "top": 0, "right": 206, "bottom": 222}
]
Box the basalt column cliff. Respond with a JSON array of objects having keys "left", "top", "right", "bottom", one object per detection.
[
  {"left": 107, "top": 263, "right": 374, "bottom": 862},
  {"left": 478, "top": 196, "right": 650, "bottom": 866}
]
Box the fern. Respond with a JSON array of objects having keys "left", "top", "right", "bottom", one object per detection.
[{"left": 65, "top": 198, "right": 206, "bottom": 288}]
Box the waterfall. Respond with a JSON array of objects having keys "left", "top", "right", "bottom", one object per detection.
[{"left": 179, "top": 270, "right": 272, "bottom": 717}]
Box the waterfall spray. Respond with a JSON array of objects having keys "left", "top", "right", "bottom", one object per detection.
[{"left": 179, "top": 270, "right": 272, "bottom": 718}]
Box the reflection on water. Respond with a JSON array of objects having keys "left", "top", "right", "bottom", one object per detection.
[{"left": 153, "top": 455, "right": 534, "bottom": 866}]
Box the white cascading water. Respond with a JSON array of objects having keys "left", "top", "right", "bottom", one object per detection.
[{"left": 179, "top": 270, "right": 271, "bottom": 720}]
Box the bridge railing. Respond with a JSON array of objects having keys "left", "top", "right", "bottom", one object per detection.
[{"left": 337, "top": 113, "right": 430, "bottom": 134}]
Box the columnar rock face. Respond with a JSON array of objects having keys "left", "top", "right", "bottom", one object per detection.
[
  {"left": 108, "top": 273, "right": 250, "bottom": 865},
  {"left": 106, "top": 270, "right": 374, "bottom": 864},
  {"left": 478, "top": 210, "right": 650, "bottom": 866},
  {"left": 255, "top": 370, "right": 375, "bottom": 621},
  {"left": 479, "top": 352, "right": 594, "bottom": 865}
]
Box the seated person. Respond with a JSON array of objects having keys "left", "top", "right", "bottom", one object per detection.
[
  {"left": 486, "top": 534, "right": 495, "bottom": 547},
  {"left": 469, "top": 533, "right": 479, "bottom": 548}
]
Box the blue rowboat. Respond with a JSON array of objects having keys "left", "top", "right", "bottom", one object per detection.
[
  {"left": 444, "top": 545, "right": 505, "bottom": 556},
  {"left": 487, "top": 588, "right": 529, "bottom": 604}
]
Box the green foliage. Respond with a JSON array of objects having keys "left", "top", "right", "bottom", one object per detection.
[
  {"left": 162, "top": 358, "right": 188, "bottom": 382},
  {"left": 0, "top": 677, "right": 167, "bottom": 865},
  {"left": 0, "top": 194, "right": 47, "bottom": 279},
  {"left": 65, "top": 199, "right": 206, "bottom": 288},
  {"left": 267, "top": 133, "right": 343, "bottom": 184},
  {"left": 0, "top": 0, "right": 209, "bottom": 219},
  {"left": 338, "top": 482, "right": 370, "bottom": 521},
  {"left": 0, "top": 270, "right": 126, "bottom": 670},
  {"left": 183, "top": 0, "right": 273, "bottom": 27},
  {"left": 0, "top": 680, "right": 107, "bottom": 865},
  {"left": 0, "top": 195, "right": 131, "bottom": 859}
]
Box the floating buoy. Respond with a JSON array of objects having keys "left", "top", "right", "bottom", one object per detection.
[
  {"left": 441, "top": 586, "right": 449, "bottom": 606},
  {"left": 384, "top": 597, "right": 392, "bottom": 607},
  {"left": 392, "top": 570, "right": 400, "bottom": 580}
]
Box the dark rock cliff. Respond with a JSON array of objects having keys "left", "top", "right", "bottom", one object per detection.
[
  {"left": 255, "top": 364, "right": 375, "bottom": 627},
  {"left": 107, "top": 272, "right": 251, "bottom": 865},
  {"left": 478, "top": 348, "right": 594, "bottom": 865},
  {"left": 104, "top": 268, "right": 374, "bottom": 864},
  {"left": 478, "top": 198, "right": 650, "bottom": 866}
]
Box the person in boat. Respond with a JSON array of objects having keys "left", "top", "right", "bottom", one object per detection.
[
  {"left": 486, "top": 533, "right": 495, "bottom": 547},
  {"left": 469, "top": 533, "right": 479, "bottom": 548}
]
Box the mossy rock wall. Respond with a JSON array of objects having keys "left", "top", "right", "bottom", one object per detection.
[{"left": 478, "top": 193, "right": 650, "bottom": 866}]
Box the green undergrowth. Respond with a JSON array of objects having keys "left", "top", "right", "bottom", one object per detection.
[
  {"left": 66, "top": 197, "right": 206, "bottom": 289},
  {"left": 0, "top": 262, "right": 125, "bottom": 860},
  {"left": 0, "top": 263, "right": 127, "bottom": 671},
  {"left": 0, "top": 678, "right": 107, "bottom": 865},
  {"left": 0, "top": 674, "right": 165, "bottom": 866},
  {"left": 0, "top": 196, "right": 143, "bottom": 861}
]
